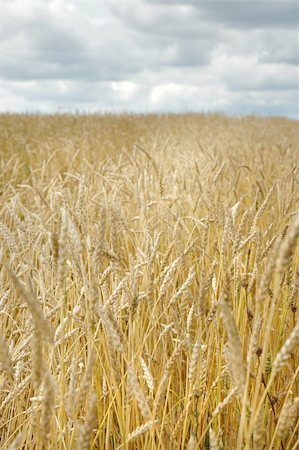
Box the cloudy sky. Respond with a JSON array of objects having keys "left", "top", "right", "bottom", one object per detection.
[{"left": 0, "top": 0, "right": 298, "bottom": 117}]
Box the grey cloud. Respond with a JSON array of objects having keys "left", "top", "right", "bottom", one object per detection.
[
  {"left": 0, "top": 6, "right": 138, "bottom": 81},
  {"left": 197, "top": 1, "right": 298, "bottom": 29},
  {"left": 107, "top": 2, "right": 226, "bottom": 67},
  {"left": 109, "top": 2, "right": 221, "bottom": 39},
  {"left": 0, "top": 1, "right": 212, "bottom": 83},
  {"left": 143, "top": 0, "right": 298, "bottom": 29},
  {"left": 258, "top": 31, "right": 298, "bottom": 65}
]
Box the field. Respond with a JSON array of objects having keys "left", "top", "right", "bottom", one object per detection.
[{"left": 0, "top": 113, "right": 298, "bottom": 449}]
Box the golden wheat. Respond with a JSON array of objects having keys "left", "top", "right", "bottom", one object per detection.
[{"left": 0, "top": 112, "right": 298, "bottom": 449}]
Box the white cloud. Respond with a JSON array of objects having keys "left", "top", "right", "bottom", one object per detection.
[
  {"left": 0, "top": 0, "right": 297, "bottom": 117},
  {"left": 149, "top": 82, "right": 230, "bottom": 111},
  {"left": 210, "top": 53, "right": 298, "bottom": 91},
  {"left": 110, "top": 81, "right": 139, "bottom": 101}
]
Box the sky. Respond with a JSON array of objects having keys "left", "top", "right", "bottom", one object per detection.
[{"left": 0, "top": 0, "right": 298, "bottom": 117}]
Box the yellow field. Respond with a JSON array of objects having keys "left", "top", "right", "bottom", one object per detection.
[{"left": 0, "top": 113, "right": 298, "bottom": 449}]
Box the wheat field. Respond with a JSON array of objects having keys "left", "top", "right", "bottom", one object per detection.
[{"left": 0, "top": 113, "right": 298, "bottom": 449}]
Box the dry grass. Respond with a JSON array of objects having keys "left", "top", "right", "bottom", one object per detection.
[{"left": 0, "top": 112, "right": 298, "bottom": 449}]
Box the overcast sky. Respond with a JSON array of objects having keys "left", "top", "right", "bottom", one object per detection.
[{"left": 0, "top": 0, "right": 298, "bottom": 117}]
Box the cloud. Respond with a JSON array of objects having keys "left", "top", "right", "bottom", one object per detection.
[
  {"left": 195, "top": 1, "right": 298, "bottom": 29},
  {"left": 0, "top": 0, "right": 297, "bottom": 117},
  {"left": 0, "top": 79, "right": 143, "bottom": 113},
  {"left": 143, "top": 0, "right": 298, "bottom": 29},
  {"left": 0, "top": 1, "right": 138, "bottom": 82},
  {"left": 149, "top": 82, "right": 230, "bottom": 111},
  {"left": 110, "top": 2, "right": 203, "bottom": 37}
]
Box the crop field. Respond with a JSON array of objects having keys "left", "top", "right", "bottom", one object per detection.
[{"left": 0, "top": 113, "right": 298, "bottom": 449}]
